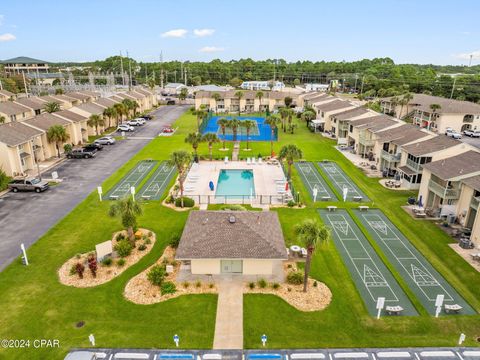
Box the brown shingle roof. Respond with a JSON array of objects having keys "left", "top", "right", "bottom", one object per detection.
[
  {"left": 403, "top": 135, "right": 463, "bottom": 156},
  {"left": 176, "top": 211, "right": 287, "bottom": 260},
  {"left": 462, "top": 175, "right": 480, "bottom": 192},
  {"left": 303, "top": 92, "right": 328, "bottom": 101},
  {"left": 315, "top": 99, "right": 353, "bottom": 112},
  {"left": 376, "top": 124, "right": 430, "bottom": 146},
  {"left": 94, "top": 98, "right": 118, "bottom": 108},
  {"left": 383, "top": 93, "right": 480, "bottom": 114},
  {"left": 0, "top": 122, "right": 43, "bottom": 146},
  {"left": 423, "top": 150, "right": 480, "bottom": 180},
  {"left": 24, "top": 113, "right": 70, "bottom": 131},
  {"left": 0, "top": 89, "right": 15, "bottom": 98},
  {"left": 54, "top": 109, "right": 87, "bottom": 123},
  {"left": 14, "top": 97, "right": 45, "bottom": 111},
  {"left": 75, "top": 102, "right": 105, "bottom": 115},
  {"left": 66, "top": 92, "right": 91, "bottom": 101},
  {"left": 332, "top": 107, "right": 370, "bottom": 121},
  {"left": 0, "top": 101, "right": 31, "bottom": 116},
  {"left": 134, "top": 88, "right": 154, "bottom": 96}
]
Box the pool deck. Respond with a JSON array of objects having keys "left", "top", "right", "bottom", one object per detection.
[{"left": 183, "top": 160, "right": 291, "bottom": 204}]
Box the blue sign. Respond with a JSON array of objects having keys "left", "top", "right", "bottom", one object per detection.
[
  {"left": 173, "top": 335, "right": 179, "bottom": 341},
  {"left": 261, "top": 335, "right": 267, "bottom": 342}
]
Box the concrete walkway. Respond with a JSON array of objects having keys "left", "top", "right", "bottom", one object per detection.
[{"left": 213, "top": 278, "right": 243, "bottom": 349}]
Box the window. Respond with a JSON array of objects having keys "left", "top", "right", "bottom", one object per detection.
[
  {"left": 349, "top": 125, "right": 353, "bottom": 132},
  {"left": 10, "top": 114, "right": 16, "bottom": 122}
]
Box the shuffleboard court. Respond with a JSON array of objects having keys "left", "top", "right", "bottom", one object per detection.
[
  {"left": 294, "top": 162, "right": 337, "bottom": 201},
  {"left": 137, "top": 161, "right": 176, "bottom": 200},
  {"left": 317, "top": 161, "right": 369, "bottom": 202},
  {"left": 105, "top": 160, "right": 158, "bottom": 200},
  {"left": 318, "top": 209, "right": 417, "bottom": 316},
  {"left": 353, "top": 208, "right": 476, "bottom": 315}
]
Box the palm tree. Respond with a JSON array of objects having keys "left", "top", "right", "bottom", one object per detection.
[
  {"left": 217, "top": 117, "right": 229, "bottom": 149},
  {"left": 0, "top": 115, "right": 5, "bottom": 124},
  {"left": 147, "top": 79, "right": 156, "bottom": 90},
  {"left": 240, "top": 119, "right": 256, "bottom": 150},
  {"left": 301, "top": 110, "right": 316, "bottom": 128},
  {"left": 212, "top": 92, "right": 221, "bottom": 114},
  {"left": 179, "top": 88, "right": 188, "bottom": 103},
  {"left": 46, "top": 125, "right": 69, "bottom": 157},
  {"left": 121, "top": 99, "right": 134, "bottom": 118},
  {"left": 227, "top": 118, "right": 241, "bottom": 142},
  {"left": 168, "top": 150, "right": 192, "bottom": 208},
  {"left": 264, "top": 116, "right": 280, "bottom": 156},
  {"left": 185, "top": 132, "right": 203, "bottom": 158},
  {"left": 279, "top": 144, "right": 303, "bottom": 180},
  {"left": 87, "top": 114, "right": 105, "bottom": 135},
  {"left": 402, "top": 92, "right": 414, "bottom": 118},
  {"left": 113, "top": 103, "right": 126, "bottom": 125},
  {"left": 284, "top": 96, "right": 293, "bottom": 108},
  {"left": 256, "top": 91, "right": 264, "bottom": 112},
  {"left": 286, "top": 108, "right": 295, "bottom": 133},
  {"left": 429, "top": 103, "right": 441, "bottom": 129},
  {"left": 103, "top": 107, "right": 117, "bottom": 128},
  {"left": 234, "top": 90, "right": 244, "bottom": 115},
  {"left": 131, "top": 100, "right": 139, "bottom": 116},
  {"left": 108, "top": 196, "right": 143, "bottom": 246},
  {"left": 202, "top": 133, "right": 220, "bottom": 161},
  {"left": 279, "top": 107, "right": 290, "bottom": 132},
  {"left": 295, "top": 219, "right": 330, "bottom": 292},
  {"left": 192, "top": 107, "right": 207, "bottom": 132},
  {"left": 55, "top": 88, "right": 64, "bottom": 95},
  {"left": 44, "top": 101, "right": 61, "bottom": 113},
  {"left": 389, "top": 96, "right": 399, "bottom": 116}
]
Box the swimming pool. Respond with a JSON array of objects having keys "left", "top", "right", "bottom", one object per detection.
[
  {"left": 202, "top": 116, "right": 277, "bottom": 142},
  {"left": 215, "top": 169, "right": 255, "bottom": 199}
]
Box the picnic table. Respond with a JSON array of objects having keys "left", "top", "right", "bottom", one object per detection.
[
  {"left": 358, "top": 206, "right": 369, "bottom": 211},
  {"left": 444, "top": 304, "right": 463, "bottom": 313},
  {"left": 290, "top": 245, "right": 301, "bottom": 254},
  {"left": 327, "top": 206, "right": 337, "bottom": 212},
  {"left": 385, "top": 306, "right": 404, "bottom": 315}
]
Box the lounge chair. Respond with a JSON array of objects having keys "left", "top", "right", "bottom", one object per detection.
[
  {"left": 251, "top": 158, "right": 256, "bottom": 165},
  {"left": 286, "top": 248, "right": 290, "bottom": 256},
  {"left": 444, "top": 304, "right": 463, "bottom": 313},
  {"left": 246, "top": 158, "right": 251, "bottom": 165},
  {"left": 300, "top": 248, "right": 308, "bottom": 257},
  {"left": 224, "top": 156, "right": 228, "bottom": 164},
  {"left": 385, "top": 306, "right": 404, "bottom": 315},
  {"left": 258, "top": 158, "right": 263, "bottom": 165}
]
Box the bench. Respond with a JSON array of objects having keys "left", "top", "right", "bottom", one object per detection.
[
  {"left": 141, "top": 195, "right": 151, "bottom": 200},
  {"left": 353, "top": 196, "right": 363, "bottom": 202},
  {"left": 109, "top": 195, "right": 119, "bottom": 200},
  {"left": 327, "top": 206, "right": 337, "bottom": 212},
  {"left": 321, "top": 196, "right": 331, "bottom": 201},
  {"left": 444, "top": 304, "right": 463, "bottom": 313},
  {"left": 385, "top": 306, "right": 404, "bottom": 315},
  {"left": 358, "top": 206, "right": 369, "bottom": 211}
]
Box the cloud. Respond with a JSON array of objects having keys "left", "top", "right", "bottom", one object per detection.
[
  {"left": 193, "top": 28, "right": 215, "bottom": 37},
  {"left": 454, "top": 50, "right": 480, "bottom": 60},
  {"left": 0, "top": 33, "right": 16, "bottom": 42},
  {"left": 161, "top": 29, "right": 188, "bottom": 38},
  {"left": 199, "top": 46, "right": 225, "bottom": 53}
]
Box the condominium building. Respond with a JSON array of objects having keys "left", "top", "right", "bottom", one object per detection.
[
  {"left": 1, "top": 56, "right": 50, "bottom": 75},
  {"left": 240, "top": 81, "right": 285, "bottom": 91}
]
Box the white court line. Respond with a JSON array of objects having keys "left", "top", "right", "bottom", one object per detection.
[
  {"left": 296, "top": 163, "right": 329, "bottom": 197},
  {"left": 377, "top": 352, "right": 411, "bottom": 358},
  {"left": 142, "top": 163, "right": 175, "bottom": 197},
  {"left": 111, "top": 162, "right": 155, "bottom": 197},
  {"left": 320, "top": 163, "right": 362, "bottom": 197},
  {"left": 361, "top": 212, "right": 454, "bottom": 302},
  {"left": 325, "top": 213, "right": 398, "bottom": 302}
]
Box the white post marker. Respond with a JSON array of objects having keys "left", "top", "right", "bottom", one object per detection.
[
  {"left": 435, "top": 294, "right": 444, "bottom": 318},
  {"left": 261, "top": 334, "right": 267, "bottom": 347},
  {"left": 313, "top": 187, "right": 318, "bottom": 202},
  {"left": 130, "top": 186, "right": 136, "bottom": 201},
  {"left": 458, "top": 333, "right": 466, "bottom": 345},
  {"left": 173, "top": 334, "right": 179, "bottom": 347},
  {"left": 51, "top": 171, "right": 58, "bottom": 180},
  {"left": 88, "top": 334, "right": 95, "bottom": 346},
  {"left": 376, "top": 297, "right": 385, "bottom": 319},
  {"left": 342, "top": 186, "right": 348, "bottom": 202},
  {"left": 20, "top": 243, "right": 29, "bottom": 266},
  {"left": 97, "top": 186, "right": 103, "bottom": 202}
]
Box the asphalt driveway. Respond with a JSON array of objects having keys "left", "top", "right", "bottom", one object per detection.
[{"left": 0, "top": 105, "right": 188, "bottom": 271}]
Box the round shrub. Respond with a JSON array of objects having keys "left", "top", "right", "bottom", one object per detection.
[
  {"left": 287, "top": 270, "right": 304, "bottom": 285},
  {"left": 248, "top": 282, "right": 255, "bottom": 289},
  {"left": 175, "top": 196, "right": 195, "bottom": 208},
  {"left": 183, "top": 281, "right": 190, "bottom": 288},
  {"left": 220, "top": 204, "right": 246, "bottom": 211},
  {"left": 287, "top": 200, "right": 296, "bottom": 207},
  {"left": 114, "top": 239, "right": 133, "bottom": 258},
  {"left": 117, "top": 258, "right": 126, "bottom": 267},
  {"left": 272, "top": 282, "right": 280, "bottom": 290},
  {"left": 257, "top": 278, "right": 267, "bottom": 288},
  {"left": 138, "top": 244, "right": 147, "bottom": 251},
  {"left": 169, "top": 233, "right": 181, "bottom": 248},
  {"left": 101, "top": 257, "right": 113, "bottom": 266},
  {"left": 147, "top": 265, "right": 166, "bottom": 286},
  {"left": 161, "top": 281, "right": 177, "bottom": 295},
  {"left": 195, "top": 280, "right": 202, "bottom": 288}
]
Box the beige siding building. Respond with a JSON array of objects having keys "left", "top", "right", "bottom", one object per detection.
[
  {"left": 0, "top": 101, "right": 35, "bottom": 123},
  {"left": 0, "top": 90, "right": 15, "bottom": 102}
]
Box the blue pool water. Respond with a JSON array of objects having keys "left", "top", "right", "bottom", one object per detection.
[
  {"left": 215, "top": 169, "right": 255, "bottom": 199},
  {"left": 203, "top": 116, "right": 277, "bottom": 142}
]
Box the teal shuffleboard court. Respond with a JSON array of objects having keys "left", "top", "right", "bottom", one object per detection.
[
  {"left": 317, "top": 161, "right": 370, "bottom": 202},
  {"left": 137, "top": 161, "right": 176, "bottom": 200},
  {"left": 106, "top": 160, "right": 158, "bottom": 200},
  {"left": 318, "top": 209, "right": 417, "bottom": 316},
  {"left": 294, "top": 162, "right": 337, "bottom": 201},
  {"left": 353, "top": 208, "right": 476, "bottom": 316}
]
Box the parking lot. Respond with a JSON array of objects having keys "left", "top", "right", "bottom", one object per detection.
[
  {"left": 0, "top": 105, "right": 188, "bottom": 271},
  {"left": 460, "top": 134, "right": 480, "bottom": 149}
]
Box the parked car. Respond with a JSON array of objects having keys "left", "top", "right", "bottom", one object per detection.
[
  {"left": 83, "top": 143, "right": 103, "bottom": 151},
  {"left": 445, "top": 127, "right": 454, "bottom": 136},
  {"left": 66, "top": 148, "right": 96, "bottom": 159},
  {"left": 8, "top": 177, "right": 49, "bottom": 193},
  {"left": 127, "top": 119, "right": 144, "bottom": 126},
  {"left": 162, "top": 127, "right": 174, "bottom": 133},
  {"left": 140, "top": 115, "right": 153, "bottom": 120},
  {"left": 117, "top": 124, "right": 135, "bottom": 132},
  {"left": 463, "top": 129, "right": 480, "bottom": 138},
  {"left": 134, "top": 117, "right": 146, "bottom": 125},
  {"left": 94, "top": 136, "right": 116, "bottom": 145},
  {"left": 450, "top": 132, "right": 462, "bottom": 139}
]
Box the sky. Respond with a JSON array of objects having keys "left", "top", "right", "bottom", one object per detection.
[{"left": 0, "top": 0, "right": 479, "bottom": 65}]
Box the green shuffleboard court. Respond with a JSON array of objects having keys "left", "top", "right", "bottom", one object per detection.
[
  {"left": 317, "top": 161, "right": 370, "bottom": 202},
  {"left": 106, "top": 160, "right": 158, "bottom": 200},
  {"left": 318, "top": 209, "right": 417, "bottom": 316},
  {"left": 294, "top": 161, "right": 337, "bottom": 201},
  {"left": 353, "top": 208, "right": 476, "bottom": 315},
  {"left": 137, "top": 161, "right": 176, "bottom": 200}
]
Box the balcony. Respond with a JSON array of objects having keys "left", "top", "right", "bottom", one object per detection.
[
  {"left": 359, "top": 134, "right": 375, "bottom": 147},
  {"left": 381, "top": 150, "right": 401, "bottom": 162},
  {"left": 471, "top": 196, "right": 480, "bottom": 211},
  {"left": 339, "top": 123, "right": 349, "bottom": 131},
  {"left": 406, "top": 158, "right": 423, "bottom": 173},
  {"left": 428, "top": 179, "right": 460, "bottom": 200}
]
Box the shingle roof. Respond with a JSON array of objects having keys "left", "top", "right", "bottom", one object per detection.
[
  {"left": 54, "top": 110, "right": 87, "bottom": 123},
  {"left": 423, "top": 150, "right": 480, "bottom": 180},
  {"left": 0, "top": 122, "right": 44, "bottom": 146},
  {"left": 402, "top": 135, "right": 463, "bottom": 156},
  {"left": 24, "top": 113, "right": 70, "bottom": 131},
  {"left": 51, "top": 94, "right": 79, "bottom": 104},
  {"left": 125, "top": 91, "right": 144, "bottom": 100},
  {"left": 2, "top": 56, "right": 49, "bottom": 64},
  {"left": 0, "top": 89, "right": 15, "bottom": 98},
  {"left": 14, "top": 97, "right": 45, "bottom": 111},
  {"left": 383, "top": 93, "right": 480, "bottom": 114},
  {"left": 0, "top": 101, "right": 31, "bottom": 116},
  {"left": 355, "top": 115, "right": 398, "bottom": 132},
  {"left": 315, "top": 99, "right": 353, "bottom": 112},
  {"left": 94, "top": 98, "right": 119, "bottom": 108},
  {"left": 134, "top": 88, "right": 154, "bottom": 96},
  {"left": 332, "top": 107, "right": 370, "bottom": 121},
  {"left": 75, "top": 102, "right": 105, "bottom": 115},
  {"left": 176, "top": 211, "right": 288, "bottom": 260},
  {"left": 39, "top": 95, "right": 65, "bottom": 105},
  {"left": 66, "top": 92, "right": 91, "bottom": 101},
  {"left": 303, "top": 92, "right": 328, "bottom": 101},
  {"left": 376, "top": 124, "right": 430, "bottom": 146},
  {"left": 462, "top": 175, "right": 480, "bottom": 192},
  {"left": 115, "top": 93, "right": 137, "bottom": 101}
]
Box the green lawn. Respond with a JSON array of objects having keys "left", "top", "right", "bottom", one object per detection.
[{"left": 1, "top": 110, "right": 479, "bottom": 359}]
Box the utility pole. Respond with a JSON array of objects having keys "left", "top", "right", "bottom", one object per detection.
[
  {"left": 126, "top": 50, "right": 133, "bottom": 90},
  {"left": 360, "top": 75, "right": 365, "bottom": 95},
  {"left": 22, "top": 72, "right": 29, "bottom": 96},
  {"left": 450, "top": 77, "right": 457, "bottom": 99},
  {"left": 174, "top": 70, "right": 177, "bottom": 83},
  {"left": 468, "top": 54, "right": 473, "bottom": 67},
  {"left": 0, "top": 79, "right": 3, "bottom": 90},
  {"left": 120, "top": 51, "right": 125, "bottom": 86},
  {"left": 184, "top": 67, "right": 187, "bottom": 86},
  {"left": 160, "top": 51, "right": 164, "bottom": 89},
  {"left": 354, "top": 74, "right": 358, "bottom": 92}
]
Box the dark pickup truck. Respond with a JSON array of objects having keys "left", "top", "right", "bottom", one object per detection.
[
  {"left": 8, "top": 178, "right": 49, "bottom": 193},
  {"left": 66, "top": 148, "right": 97, "bottom": 159}
]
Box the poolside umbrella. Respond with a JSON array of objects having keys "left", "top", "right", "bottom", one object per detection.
[
  {"left": 342, "top": 186, "right": 348, "bottom": 202},
  {"left": 285, "top": 182, "right": 289, "bottom": 191},
  {"left": 418, "top": 195, "right": 423, "bottom": 208}
]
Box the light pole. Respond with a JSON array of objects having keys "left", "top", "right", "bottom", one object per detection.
[{"left": 31, "top": 139, "right": 41, "bottom": 180}]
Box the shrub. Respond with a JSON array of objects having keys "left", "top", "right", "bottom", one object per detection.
[
  {"left": 148, "top": 231, "right": 153, "bottom": 237},
  {"left": 116, "top": 233, "right": 126, "bottom": 241},
  {"left": 313, "top": 281, "right": 318, "bottom": 287},
  {"left": 182, "top": 281, "right": 190, "bottom": 288},
  {"left": 195, "top": 280, "right": 202, "bottom": 288},
  {"left": 63, "top": 143, "right": 73, "bottom": 154},
  {"left": 287, "top": 287, "right": 292, "bottom": 292},
  {"left": 272, "top": 282, "right": 280, "bottom": 290},
  {"left": 117, "top": 258, "right": 126, "bottom": 267},
  {"left": 69, "top": 265, "right": 77, "bottom": 276},
  {"left": 248, "top": 282, "right": 255, "bottom": 289},
  {"left": 87, "top": 256, "right": 97, "bottom": 278},
  {"left": 0, "top": 167, "right": 11, "bottom": 192},
  {"left": 220, "top": 204, "right": 246, "bottom": 211},
  {"left": 75, "top": 262, "right": 85, "bottom": 279},
  {"left": 114, "top": 239, "right": 133, "bottom": 258},
  {"left": 287, "top": 270, "right": 304, "bottom": 285},
  {"left": 175, "top": 196, "right": 195, "bottom": 208},
  {"left": 144, "top": 238, "right": 152, "bottom": 245},
  {"left": 169, "top": 233, "right": 181, "bottom": 248},
  {"left": 287, "top": 264, "right": 292, "bottom": 268},
  {"left": 101, "top": 257, "right": 112, "bottom": 266},
  {"left": 257, "top": 278, "right": 267, "bottom": 288},
  {"left": 138, "top": 244, "right": 147, "bottom": 251},
  {"left": 208, "top": 283, "right": 215, "bottom": 289},
  {"left": 147, "top": 265, "right": 166, "bottom": 286},
  {"left": 287, "top": 200, "right": 296, "bottom": 207},
  {"left": 161, "top": 281, "right": 177, "bottom": 295}
]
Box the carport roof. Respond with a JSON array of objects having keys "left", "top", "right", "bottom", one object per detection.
[{"left": 176, "top": 211, "right": 288, "bottom": 260}]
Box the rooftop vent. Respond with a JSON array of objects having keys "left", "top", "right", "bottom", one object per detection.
[{"left": 229, "top": 215, "right": 236, "bottom": 224}]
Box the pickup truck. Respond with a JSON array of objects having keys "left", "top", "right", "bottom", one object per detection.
[
  {"left": 463, "top": 129, "right": 480, "bottom": 138},
  {"left": 66, "top": 148, "right": 96, "bottom": 159},
  {"left": 8, "top": 178, "right": 49, "bottom": 193}
]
